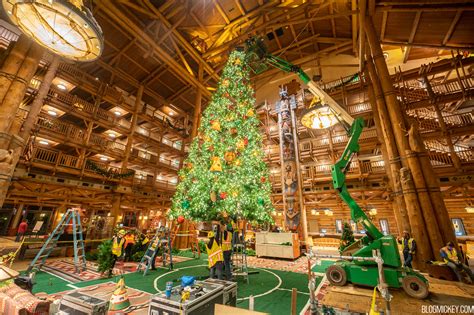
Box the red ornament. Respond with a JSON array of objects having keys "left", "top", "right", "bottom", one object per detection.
[
  {"left": 177, "top": 216, "right": 185, "bottom": 224},
  {"left": 244, "top": 137, "right": 249, "bottom": 145},
  {"left": 260, "top": 176, "right": 266, "bottom": 183},
  {"left": 209, "top": 145, "right": 214, "bottom": 151},
  {"left": 220, "top": 192, "right": 227, "bottom": 200}
]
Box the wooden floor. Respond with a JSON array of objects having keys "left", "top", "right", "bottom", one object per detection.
[{"left": 321, "top": 278, "right": 474, "bottom": 315}]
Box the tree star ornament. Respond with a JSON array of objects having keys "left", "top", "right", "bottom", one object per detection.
[{"left": 210, "top": 156, "right": 222, "bottom": 172}]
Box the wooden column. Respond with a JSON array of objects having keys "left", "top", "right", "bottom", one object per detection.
[
  {"left": 366, "top": 57, "right": 413, "bottom": 235},
  {"left": 0, "top": 38, "right": 43, "bottom": 209},
  {"left": 191, "top": 63, "right": 203, "bottom": 138},
  {"left": 0, "top": 40, "right": 43, "bottom": 134},
  {"left": 407, "top": 125, "right": 458, "bottom": 247},
  {"left": 111, "top": 194, "right": 122, "bottom": 228},
  {"left": 20, "top": 55, "right": 60, "bottom": 139},
  {"left": 367, "top": 82, "right": 405, "bottom": 236},
  {"left": 365, "top": 17, "right": 443, "bottom": 259},
  {"left": 0, "top": 35, "right": 31, "bottom": 102},
  {"left": 122, "top": 85, "right": 144, "bottom": 170},
  {"left": 9, "top": 204, "right": 24, "bottom": 235}
]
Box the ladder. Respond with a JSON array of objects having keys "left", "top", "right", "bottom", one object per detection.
[
  {"left": 137, "top": 227, "right": 173, "bottom": 276},
  {"left": 170, "top": 220, "right": 200, "bottom": 258},
  {"left": 232, "top": 241, "right": 249, "bottom": 284},
  {"left": 27, "top": 208, "right": 86, "bottom": 273}
]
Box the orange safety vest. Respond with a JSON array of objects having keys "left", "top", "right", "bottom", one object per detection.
[
  {"left": 112, "top": 237, "right": 125, "bottom": 256},
  {"left": 206, "top": 239, "right": 223, "bottom": 268},
  {"left": 124, "top": 235, "right": 135, "bottom": 248},
  {"left": 441, "top": 246, "right": 458, "bottom": 263},
  {"left": 222, "top": 232, "right": 232, "bottom": 252}
]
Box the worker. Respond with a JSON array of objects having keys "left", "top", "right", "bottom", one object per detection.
[
  {"left": 110, "top": 229, "right": 126, "bottom": 277},
  {"left": 398, "top": 231, "right": 416, "bottom": 268},
  {"left": 206, "top": 231, "right": 223, "bottom": 280},
  {"left": 222, "top": 223, "right": 233, "bottom": 280},
  {"left": 15, "top": 219, "right": 28, "bottom": 242},
  {"left": 123, "top": 231, "right": 136, "bottom": 262},
  {"left": 440, "top": 242, "right": 474, "bottom": 283}
]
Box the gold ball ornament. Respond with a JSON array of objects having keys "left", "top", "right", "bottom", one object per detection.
[
  {"left": 232, "top": 191, "right": 238, "bottom": 197},
  {"left": 234, "top": 159, "right": 241, "bottom": 166},
  {"left": 246, "top": 108, "right": 255, "bottom": 117},
  {"left": 234, "top": 57, "right": 241, "bottom": 65},
  {"left": 222, "top": 79, "right": 230, "bottom": 87},
  {"left": 236, "top": 139, "right": 245, "bottom": 150},
  {"left": 211, "top": 120, "right": 221, "bottom": 131},
  {"left": 224, "top": 151, "right": 236, "bottom": 163}
]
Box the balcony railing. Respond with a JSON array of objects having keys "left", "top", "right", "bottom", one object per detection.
[{"left": 28, "top": 147, "right": 135, "bottom": 180}]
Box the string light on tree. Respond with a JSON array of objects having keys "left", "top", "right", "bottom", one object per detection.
[{"left": 170, "top": 50, "right": 274, "bottom": 223}]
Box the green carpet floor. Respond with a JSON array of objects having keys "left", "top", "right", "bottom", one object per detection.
[{"left": 32, "top": 254, "right": 314, "bottom": 314}]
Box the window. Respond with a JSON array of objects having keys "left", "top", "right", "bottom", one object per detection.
[
  {"left": 379, "top": 219, "right": 390, "bottom": 235},
  {"left": 335, "top": 219, "right": 343, "bottom": 233},
  {"left": 451, "top": 218, "right": 466, "bottom": 236}
]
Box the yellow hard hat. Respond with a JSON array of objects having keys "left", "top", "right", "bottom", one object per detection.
[
  {"left": 208, "top": 231, "right": 215, "bottom": 238},
  {"left": 119, "top": 229, "right": 126, "bottom": 235}
]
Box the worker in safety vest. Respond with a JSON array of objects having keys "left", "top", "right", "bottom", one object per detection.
[
  {"left": 397, "top": 231, "right": 416, "bottom": 268},
  {"left": 123, "top": 231, "right": 136, "bottom": 262},
  {"left": 440, "top": 242, "right": 474, "bottom": 283},
  {"left": 222, "top": 223, "right": 233, "bottom": 280},
  {"left": 110, "top": 229, "right": 126, "bottom": 276},
  {"left": 206, "top": 231, "right": 223, "bottom": 279}
]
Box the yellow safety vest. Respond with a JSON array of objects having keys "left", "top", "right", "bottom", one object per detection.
[
  {"left": 112, "top": 237, "right": 125, "bottom": 256},
  {"left": 222, "top": 232, "right": 232, "bottom": 252},
  {"left": 207, "top": 239, "right": 223, "bottom": 268},
  {"left": 441, "top": 246, "right": 458, "bottom": 263},
  {"left": 407, "top": 238, "right": 415, "bottom": 253}
]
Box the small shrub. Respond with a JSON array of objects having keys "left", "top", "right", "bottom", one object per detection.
[
  {"left": 97, "top": 240, "right": 114, "bottom": 276},
  {"left": 132, "top": 251, "right": 145, "bottom": 262},
  {"left": 246, "top": 249, "right": 256, "bottom": 256},
  {"left": 85, "top": 251, "right": 98, "bottom": 261}
]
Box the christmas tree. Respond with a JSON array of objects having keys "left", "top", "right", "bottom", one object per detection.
[
  {"left": 339, "top": 222, "right": 355, "bottom": 253},
  {"left": 170, "top": 51, "right": 273, "bottom": 223}
]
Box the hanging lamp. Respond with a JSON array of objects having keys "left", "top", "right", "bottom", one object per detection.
[{"left": 1, "top": 0, "right": 103, "bottom": 62}]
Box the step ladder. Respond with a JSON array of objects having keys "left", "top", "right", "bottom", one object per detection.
[
  {"left": 137, "top": 227, "right": 173, "bottom": 276},
  {"left": 232, "top": 242, "right": 249, "bottom": 284},
  {"left": 27, "top": 208, "right": 86, "bottom": 274},
  {"left": 170, "top": 220, "right": 201, "bottom": 258}
]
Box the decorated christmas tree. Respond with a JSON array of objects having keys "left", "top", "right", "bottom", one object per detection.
[
  {"left": 170, "top": 51, "right": 273, "bottom": 223},
  {"left": 339, "top": 222, "right": 355, "bottom": 253}
]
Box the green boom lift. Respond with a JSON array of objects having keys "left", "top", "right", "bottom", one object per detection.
[{"left": 245, "top": 37, "right": 429, "bottom": 299}]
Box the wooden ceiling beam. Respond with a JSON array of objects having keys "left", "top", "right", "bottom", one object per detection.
[
  {"left": 381, "top": 40, "right": 474, "bottom": 50},
  {"left": 380, "top": 11, "right": 388, "bottom": 41},
  {"left": 96, "top": 0, "right": 211, "bottom": 98},
  {"left": 403, "top": 11, "right": 421, "bottom": 63},
  {"left": 442, "top": 10, "right": 462, "bottom": 45},
  {"left": 351, "top": 0, "right": 358, "bottom": 55},
  {"left": 140, "top": 0, "right": 219, "bottom": 82},
  {"left": 376, "top": 5, "right": 474, "bottom": 12},
  {"left": 212, "top": 0, "right": 231, "bottom": 24},
  {"left": 204, "top": 3, "right": 347, "bottom": 59}
]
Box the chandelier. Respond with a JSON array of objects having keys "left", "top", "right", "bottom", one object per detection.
[
  {"left": 300, "top": 98, "right": 339, "bottom": 130},
  {"left": 1, "top": 0, "right": 103, "bottom": 62}
]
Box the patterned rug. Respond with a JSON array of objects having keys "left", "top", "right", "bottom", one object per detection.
[{"left": 246, "top": 256, "right": 309, "bottom": 274}]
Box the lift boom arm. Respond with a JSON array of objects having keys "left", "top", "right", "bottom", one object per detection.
[{"left": 248, "top": 40, "right": 383, "bottom": 241}]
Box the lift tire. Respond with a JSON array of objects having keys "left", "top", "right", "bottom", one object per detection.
[
  {"left": 326, "top": 265, "right": 347, "bottom": 286},
  {"left": 402, "top": 275, "right": 429, "bottom": 299}
]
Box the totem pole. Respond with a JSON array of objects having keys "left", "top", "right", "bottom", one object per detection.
[{"left": 276, "top": 85, "right": 307, "bottom": 243}]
